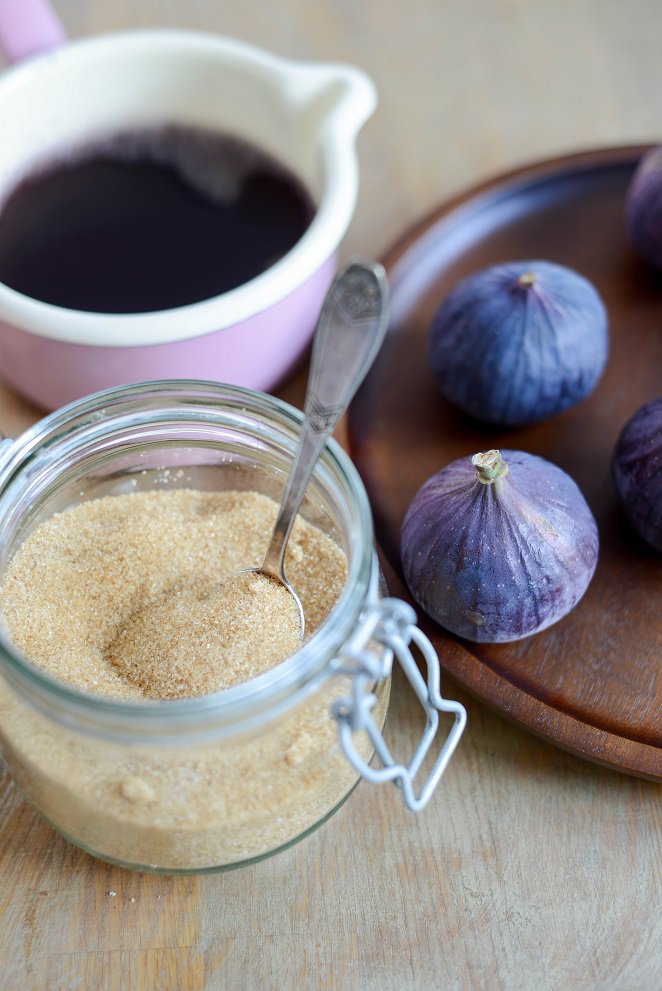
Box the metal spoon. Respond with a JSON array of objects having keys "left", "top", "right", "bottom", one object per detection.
[{"left": 234, "top": 258, "right": 389, "bottom": 638}]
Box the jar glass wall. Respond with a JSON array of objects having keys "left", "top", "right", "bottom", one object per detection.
[{"left": 0, "top": 382, "right": 389, "bottom": 873}]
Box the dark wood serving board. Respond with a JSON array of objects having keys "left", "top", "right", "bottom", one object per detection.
[{"left": 349, "top": 146, "right": 662, "bottom": 780}]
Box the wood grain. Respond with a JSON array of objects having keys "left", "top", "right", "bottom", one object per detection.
[{"left": 1, "top": 2, "right": 662, "bottom": 991}]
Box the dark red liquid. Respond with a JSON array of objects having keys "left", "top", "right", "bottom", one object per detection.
[{"left": 0, "top": 126, "right": 314, "bottom": 313}]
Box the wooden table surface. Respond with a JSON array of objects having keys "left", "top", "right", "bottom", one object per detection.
[{"left": 1, "top": 2, "right": 661, "bottom": 989}]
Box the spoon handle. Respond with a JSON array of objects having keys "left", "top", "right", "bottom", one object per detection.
[{"left": 261, "top": 258, "right": 389, "bottom": 580}]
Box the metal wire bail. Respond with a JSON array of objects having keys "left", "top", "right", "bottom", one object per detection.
[{"left": 332, "top": 590, "right": 467, "bottom": 812}]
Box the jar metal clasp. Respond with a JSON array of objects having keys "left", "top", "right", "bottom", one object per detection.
[{"left": 332, "top": 581, "right": 467, "bottom": 812}]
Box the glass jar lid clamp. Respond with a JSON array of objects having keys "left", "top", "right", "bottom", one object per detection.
[{"left": 332, "top": 563, "right": 467, "bottom": 812}]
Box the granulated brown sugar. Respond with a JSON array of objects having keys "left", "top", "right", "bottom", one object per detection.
[
  {"left": 107, "top": 572, "right": 303, "bottom": 700},
  {"left": 1, "top": 489, "right": 344, "bottom": 700},
  {"left": 0, "top": 489, "right": 389, "bottom": 870}
]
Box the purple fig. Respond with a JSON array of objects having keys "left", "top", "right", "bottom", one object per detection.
[
  {"left": 626, "top": 147, "right": 662, "bottom": 271},
  {"left": 401, "top": 449, "right": 599, "bottom": 643},
  {"left": 612, "top": 397, "right": 662, "bottom": 551},
  {"left": 428, "top": 260, "right": 608, "bottom": 426}
]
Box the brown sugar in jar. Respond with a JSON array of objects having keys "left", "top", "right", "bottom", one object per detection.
[
  {"left": 0, "top": 382, "right": 463, "bottom": 873},
  {"left": 1, "top": 489, "right": 344, "bottom": 701},
  {"left": 0, "top": 488, "right": 389, "bottom": 871}
]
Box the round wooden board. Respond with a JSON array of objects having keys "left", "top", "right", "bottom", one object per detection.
[{"left": 349, "top": 145, "right": 662, "bottom": 780}]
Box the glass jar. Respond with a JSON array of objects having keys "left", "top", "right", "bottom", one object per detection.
[{"left": 0, "top": 381, "right": 465, "bottom": 873}]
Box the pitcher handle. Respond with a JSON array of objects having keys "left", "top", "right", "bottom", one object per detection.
[{"left": 0, "top": 0, "right": 66, "bottom": 64}]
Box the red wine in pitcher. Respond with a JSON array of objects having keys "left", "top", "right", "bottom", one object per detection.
[{"left": 0, "top": 125, "right": 314, "bottom": 314}]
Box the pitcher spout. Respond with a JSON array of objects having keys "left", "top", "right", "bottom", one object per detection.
[{"left": 284, "top": 61, "right": 377, "bottom": 140}]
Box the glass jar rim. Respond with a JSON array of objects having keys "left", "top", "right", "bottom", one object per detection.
[{"left": 0, "top": 379, "right": 376, "bottom": 739}]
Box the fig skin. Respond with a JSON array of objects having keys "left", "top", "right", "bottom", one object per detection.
[
  {"left": 400, "top": 449, "right": 599, "bottom": 643},
  {"left": 428, "top": 260, "right": 608, "bottom": 427},
  {"left": 626, "top": 147, "right": 662, "bottom": 271},
  {"left": 611, "top": 397, "right": 662, "bottom": 551}
]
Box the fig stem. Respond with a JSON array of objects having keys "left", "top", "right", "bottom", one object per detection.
[
  {"left": 517, "top": 271, "right": 537, "bottom": 287},
  {"left": 472, "top": 449, "right": 509, "bottom": 484}
]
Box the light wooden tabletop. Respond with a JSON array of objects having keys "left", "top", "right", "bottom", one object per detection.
[{"left": 1, "top": 2, "right": 661, "bottom": 989}]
